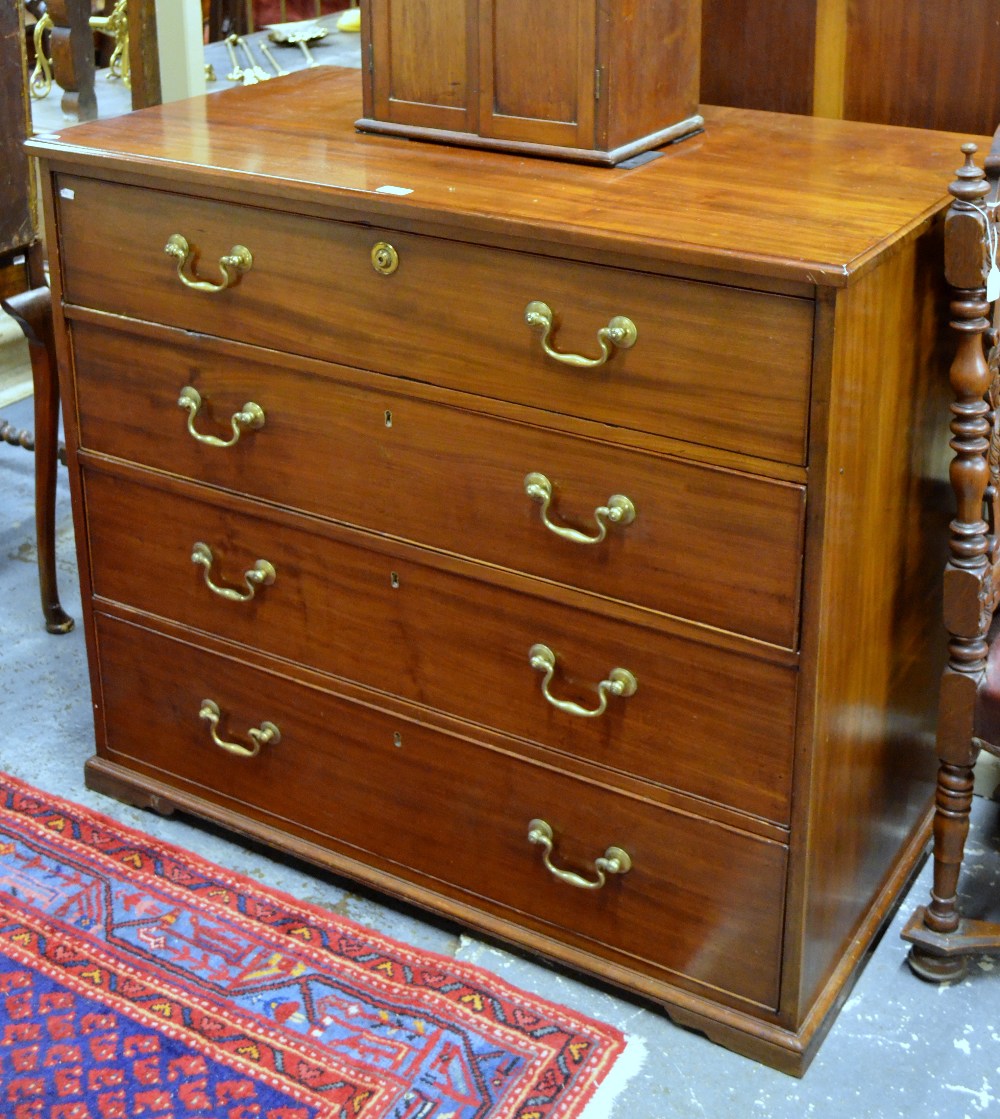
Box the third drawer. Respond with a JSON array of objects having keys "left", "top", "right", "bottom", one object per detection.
[{"left": 82, "top": 464, "right": 798, "bottom": 824}]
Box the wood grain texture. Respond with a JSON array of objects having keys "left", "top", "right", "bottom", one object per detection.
[
  {"left": 360, "top": 0, "right": 699, "bottom": 161},
  {"left": 29, "top": 67, "right": 961, "bottom": 286},
  {"left": 788, "top": 235, "right": 950, "bottom": 1017},
  {"left": 483, "top": 0, "right": 591, "bottom": 139},
  {"left": 700, "top": 0, "right": 816, "bottom": 116},
  {"left": 34, "top": 72, "right": 963, "bottom": 1073},
  {"left": 126, "top": 0, "right": 161, "bottom": 110},
  {"left": 82, "top": 461, "right": 799, "bottom": 823},
  {"left": 69, "top": 321, "right": 806, "bottom": 647},
  {"left": 702, "top": 0, "right": 1000, "bottom": 136},
  {"left": 602, "top": 0, "right": 701, "bottom": 151},
  {"left": 93, "top": 611, "right": 789, "bottom": 1010},
  {"left": 56, "top": 176, "right": 816, "bottom": 465},
  {"left": 842, "top": 0, "right": 1000, "bottom": 136},
  {"left": 365, "top": 0, "right": 471, "bottom": 132}
]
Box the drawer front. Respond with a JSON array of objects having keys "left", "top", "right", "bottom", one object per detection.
[
  {"left": 57, "top": 176, "right": 813, "bottom": 463},
  {"left": 83, "top": 468, "right": 798, "bottom": 823},
  {"left": 94, "top": 613, "right": 788, "bottom": 1009},
  {"left": 72, "top": 323, "right": 805, "bottom": 648}
]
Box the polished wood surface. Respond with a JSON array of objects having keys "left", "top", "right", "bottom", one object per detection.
[
  {"left": 32, "top": 68, "right": 958, "bottom": 286},
  {"left": 33, "top": 70, "right": 961, "bottom": 1073},
  {"left": 82, "top": 462, "right": 799, "bottom": 823},
  {"left": 902, "top": 139, "right": 1000, "bottom": 979},
  {"left": 93, "top": 612, "right": 789, "bottom": 1010},
  {"left": 359, "top": 0, "right": 701, "bottom": 164},
  {"left": 843, "top": 0, "right": 1000, "bottom": 136},
  {"left": 701, "top": 0, "right": 816, "bottom": 116},
  {"left": 69, "top": 321, "right": 806, "bottom": 648},
  {"left": 790, "top": 237, "right": 948, "bottom": 1015},
  {"left": 3, "top": 287, "right": 73, "bottom": 634},
  {"left": 56, "top": 176, "right": 815, "bottom": 466}
]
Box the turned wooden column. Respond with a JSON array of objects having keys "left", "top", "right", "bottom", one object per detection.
[
  {"left": 47, "top": 0, "right": 97, "bottom": 121},
  {"left": 905, "top": 144, "right": 999, "bottom": 981}
]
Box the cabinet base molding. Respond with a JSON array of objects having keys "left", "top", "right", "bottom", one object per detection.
[{"left": 353, "top": 114, "right": 706, "bottom": 167}]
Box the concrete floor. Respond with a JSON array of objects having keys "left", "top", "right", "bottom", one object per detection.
[{"left": 8, "top": 28, "right": 1000, "bottom": 1116}]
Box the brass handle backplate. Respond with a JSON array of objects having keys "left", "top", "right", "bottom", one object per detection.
[
  {"left": 528, "top": 643, "right": 637, "bottom": 719},
  {"left": 198, "top": 699, "right": 280, "bottom": 758},
  {"left": 177, "top": 386, "right": 265, "bottom": 448},
  {"left": 165, "top": 233, "right": 252, "bottom": 293},
  {"left": 524, "top": 300, "right": 637, "bottom": 368},
  {"left": 524, "top": 472, "right": 635, "bottom": 545},
  {"left": 527, "top": 818, "right": 631, "bottom": 890},
  {"left": 191, "top": 541, "right": 276, "bottom": 602}
]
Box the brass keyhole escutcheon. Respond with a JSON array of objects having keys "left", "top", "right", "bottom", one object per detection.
[{"left": 371, "top": 241, "right": 399, "bottom": 275}]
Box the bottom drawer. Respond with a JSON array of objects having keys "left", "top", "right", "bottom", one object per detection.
[{"left": 94, "top": 613, "right": 788, "bottom": 1009}]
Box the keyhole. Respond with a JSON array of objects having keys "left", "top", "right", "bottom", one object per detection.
[
  {"left": 390, "top": 571, "right": 400, "bottom": 588},
  {"left": 384, "top": 409, "right": 393, "bottom": 428},
  {"left": 393, "top": 732, "right": 403, "bottom": 748}
]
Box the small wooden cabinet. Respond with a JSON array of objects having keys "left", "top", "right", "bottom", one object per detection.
[
  {"left": 32, "top": 70, "right": 959, "bottom": 1073},
  {"left": 357, "top": 0, "right": 703, "bottom": 163}
]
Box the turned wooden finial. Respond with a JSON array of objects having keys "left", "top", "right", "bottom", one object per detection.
[
  {"left": 945, "top": 142, "right": 992, "bottom": 291},
  {"left": 950, "top": 143, "right": 990, "bottom": 205}
]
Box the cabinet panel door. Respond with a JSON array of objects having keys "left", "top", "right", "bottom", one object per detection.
[
  {"left": 478, "top": 0, "right": 596, "bottom": 148},
  {"left": 369, "top": 0, "right": 474, "bottom": 132}
]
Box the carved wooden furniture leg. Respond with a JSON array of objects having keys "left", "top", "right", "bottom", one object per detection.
[
  {"left": 46, "top": 0, "right": 96, "bottom": 121},
  {"left": 2, "top": 286, "right": 73, "bottom": 635},
  {"left": 902, "top": 142, "right": 1000, "bottom": 978}
]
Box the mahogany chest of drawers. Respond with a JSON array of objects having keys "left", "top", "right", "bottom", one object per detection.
[{"left": 31, "top": 69, "right": 957, "bottom": 1073}]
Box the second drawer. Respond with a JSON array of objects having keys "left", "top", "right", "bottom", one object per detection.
[
  {"left": 71, "top": 322, "right": 806, "bottom": 648},
  {"left": 83, "top": 466, "right": 799, "bottom": 824}
]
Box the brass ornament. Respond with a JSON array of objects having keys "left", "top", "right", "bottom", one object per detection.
[
  {"left": 198, "top": 699, "right": 280, "bottom": 758},
  {"left": 526, "top": 818, "right": 632, "bottom": 890},
  {"left": 371, "top": 241, "right": 400, "bottom": 275},
  {"left": 524, "top": 471, "right": 635, "bottom": 545},
  {"left": 164, "top": 233, "right": 253, "bottom": 293},
  {"left": 191, "top": 542, "right": 276, "bottom": 602},
  {"left": 524, "top": 300, "right": 637, "bottom": 367},
  {"left": 528, "top": 643, "right": 637, "bottom": 719},
  {"left": 177, "top": 386, "right": 265, "bottom": 448}
]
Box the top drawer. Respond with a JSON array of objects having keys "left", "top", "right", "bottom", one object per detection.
[{"left": 54, "top": 176, "right": 814, "bottom": 465}]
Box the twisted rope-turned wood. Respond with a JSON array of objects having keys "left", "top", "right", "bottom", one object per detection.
[{"left": 0, "top": 417, "right": 67, "bottom": 464}]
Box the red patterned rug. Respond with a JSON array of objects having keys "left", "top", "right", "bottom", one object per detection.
[{"left": 0, "top": 773, "right": 634, "bottom": 1118}]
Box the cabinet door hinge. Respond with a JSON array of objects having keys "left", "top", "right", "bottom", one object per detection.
[
  {"left": 368, "top": 42, "right": 375, "bottom": 72},
  {"left": 595, "top": 66, "right": 602, "bottom": 100}
]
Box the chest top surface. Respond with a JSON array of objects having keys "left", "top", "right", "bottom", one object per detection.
[{"left": 30, "top": 67, "right": 968, "bottom": 285}]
